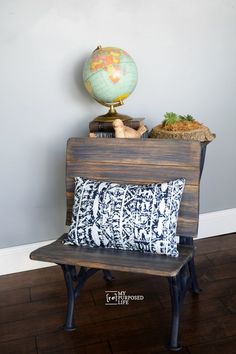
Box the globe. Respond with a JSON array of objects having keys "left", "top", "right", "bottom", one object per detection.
[{"left": 82, "top": 46, "right": 138, "bottom": 121}]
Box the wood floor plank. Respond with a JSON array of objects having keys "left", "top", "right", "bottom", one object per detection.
[
  {"left": 0, "top": 312, "right": 65, "bottom": 343},
  {"left": 36, "top": 312, "right": 163, "bottom": 353},
  {"left": 159, "top": 277, "right": 236, "bottom": 307},
  {"left": 162, "top": 298, "right": 230, "bottom": 321},
  {"left": 36, "top": 330, "right": 102, "bottom": 354},
  {"left": 0, "top": 287, "right": 30, "bottom": 308},
  {"left": 0, "top": 337, "right": 37, "bottom": 354},
  {"left": 41, "top": 341, "right": 112, "bottom": 354},
  {"left": 0, "top": 266, "right": 62, "bottom": 292},
  {"left": 72, "top": 313, "right": 236, "bottom": 353},
  {"left": 206, "top": 248, "right": 236, "bottom": 266},
  {"left": 181, "top": 315, "right": 236, "bottom": 345},
  {"left": 191, "top": 254, "right": 212, "bottom": 269},
  {"left": 0, "top": 297, "right": 67, "bottom": 325},
  {"left": 109, "top": 328, "right": 190, "bottom": 354},
  {"left": 221, "top": 294, "right": 236, "bottom": 314},
  {"left": 187, "top": 336, "right": 236, "bottom": 354},
  {"left": 75, "top": 297, "right": 162, "bottom": 326},
  {"left": 206, "top": 262, "right": 236, "bottom": 281},
  {"left": 195, "top": 233, "right": 236, "bottom": 255},
  {"left": 30, "top": 280, "right": 94, "bottom": 305},
  {"left": 0, "top": 233, "right": 235, "bottom": 353},
  {"left": 193, "top": 277, "right": 236, "bottom": 300}
]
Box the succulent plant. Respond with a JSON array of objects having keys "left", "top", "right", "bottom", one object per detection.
[
  {"left": 162, "top": 113, "right": 196, "bottom": 126},
  {"left": 162, "top": 112, "right": 180, "bottom": 126},
  {"left": 179, "top": 114, "right": 195, "bottom": 122}
]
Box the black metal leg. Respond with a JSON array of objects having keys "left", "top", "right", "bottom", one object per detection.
[
  {"left": 61, "top": 265, "right": 76, "bottom": 331},
  {"left": 188, "top": 257, "right": 202, "bottom": 294},
  {"left": 168, "top": 275, "right": 182, "bottom": 351},
  {"left": 60, "top": 265, "right": 103, "bottom": 331},
  {"left": 103, "top": 270, "right": 114, "bottom": 282},
  {"left": 179, "top": 236, "right": 202, "bottom": 295}
]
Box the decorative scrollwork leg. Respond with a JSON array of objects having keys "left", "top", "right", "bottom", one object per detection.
[{"left": 60, "top": 264, "right": 100, "bottom": 331}]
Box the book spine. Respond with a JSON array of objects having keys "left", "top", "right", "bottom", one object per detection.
[
  {"left": 91, "top": 127, "right": 149, "bottom": 139},
  {"left": 93, "top": 131, "right": 115, "bottom": 138},
  {"left": 89, "top": 119, "right": 145, "bottom": 132}
]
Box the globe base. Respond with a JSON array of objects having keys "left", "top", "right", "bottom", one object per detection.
[
  {"left": 94, "top": 113, "right": 133, "bottom": 123},
  {"left": 94, "top": 106, "right": 133, "bottom": 123}
]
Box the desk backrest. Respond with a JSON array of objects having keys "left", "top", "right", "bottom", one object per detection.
[{"left": 66, "top": 138, "right": 201, "bottom": 237}]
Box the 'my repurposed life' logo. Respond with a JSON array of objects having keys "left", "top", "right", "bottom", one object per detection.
[{"left": 105, "top": 290, "right": 144, "bottom": 305}]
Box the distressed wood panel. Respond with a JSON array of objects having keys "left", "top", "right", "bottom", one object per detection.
[
  {"left": 66, "top": 161, "right": 199, "bottom": 184},
  {"left": 65, "top": 138, "right": 201, "bottom": 239},
  {"left": 67, "top": 137, "right": 201, "bottom": 167}
]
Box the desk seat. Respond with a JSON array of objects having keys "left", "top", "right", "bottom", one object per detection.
[{"left": 30, "top": 235, "right": 193, "bottom": 277}]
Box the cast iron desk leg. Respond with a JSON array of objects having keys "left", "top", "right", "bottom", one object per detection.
[
  {"left": 168, "top": 274, "right": 182, "bottom": 351},
  {"left": 61, "top": 264, "right": 77, "bottom": 331},
  {"left": 60, "top": 265, "right": 113, "bottom": 331}
]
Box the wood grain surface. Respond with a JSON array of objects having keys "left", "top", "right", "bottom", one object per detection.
[
  {"left": 30, "top": 235, "right": 193, "bottom": 277},
  {"left": 66, "top": 138, "right": 201, "bottom": 237}
]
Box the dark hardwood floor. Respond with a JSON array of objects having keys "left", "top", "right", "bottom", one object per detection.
[{"left": 0, "top": 233, "right": 235, "bottom": 354}]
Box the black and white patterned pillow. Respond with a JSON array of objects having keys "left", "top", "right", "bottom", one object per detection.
[{"left": 64, "top": 177, "right": 185, "bottom": 257}]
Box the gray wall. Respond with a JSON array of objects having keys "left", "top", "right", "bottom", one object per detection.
[{"left": 0, "top": 0, "right": 235, "bottom": 248}]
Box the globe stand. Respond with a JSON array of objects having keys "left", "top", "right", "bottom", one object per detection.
[{"left": 94, "top": 101, "right": 133, "bottom": 123}]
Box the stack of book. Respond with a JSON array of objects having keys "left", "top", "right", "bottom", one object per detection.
[{"left": 89, "top": 118, "right": 149, "bottom": 138}]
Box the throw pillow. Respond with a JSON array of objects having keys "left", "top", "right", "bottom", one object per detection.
[{"left": 64, "top": 177, "right": 185, "bottom": 257}]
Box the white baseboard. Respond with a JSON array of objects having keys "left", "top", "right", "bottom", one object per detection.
[
  {"left": 0, "top": 240, "right": 55, "bottom": 276},
  {"left": 197, "top": 208, "right": 236, "bottom": 239},
  {"left": 0, "top": 208, "right": 235, "bottom": 276}
]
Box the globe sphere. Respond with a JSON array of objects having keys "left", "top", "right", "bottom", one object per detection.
[{"left": 83, "top": 46, "right": 138, "bottom": 105}]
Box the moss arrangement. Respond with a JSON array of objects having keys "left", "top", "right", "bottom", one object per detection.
[{"left": 150, "top": 112, "right": 215, "bottom": 142}]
